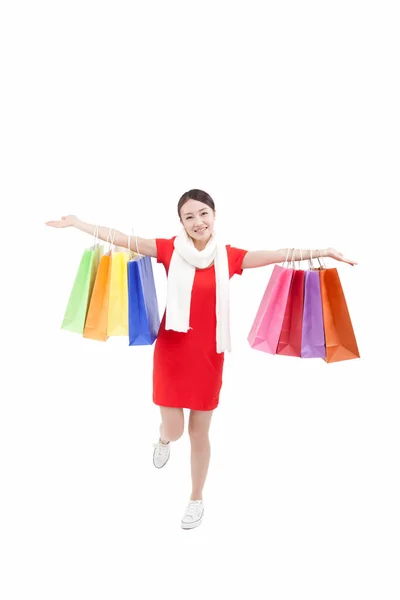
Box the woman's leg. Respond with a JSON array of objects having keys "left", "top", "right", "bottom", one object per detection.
[
  {"left": 188, "top": 409, "right": 214, "bottom": 501},
  {"left": 159, "top": 406, "right": 184, "bottom": 443}
]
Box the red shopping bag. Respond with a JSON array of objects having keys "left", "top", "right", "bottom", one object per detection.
[{"left": 276, "top": 269, "right": 305, "bottom": 357}]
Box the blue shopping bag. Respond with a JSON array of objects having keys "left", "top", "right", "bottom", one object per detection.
[{"left": 128, "top": 255, "right": 160, "bottom": 345}]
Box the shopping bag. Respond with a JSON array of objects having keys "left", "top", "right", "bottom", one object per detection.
[
  {"left": 61, "top": 239, "right": 103, "bottom": 333},
  {"left": 276, "top": 269, "right": 305, "bottom": 357},
  {"left": 319, "top": 268, "right": 360, "bottom": 363},
  {"left": 248, "top": 265, "right": 294, "bottom": 354},
  {"left": 301, "top": 270, "right": 326, "bottom": 358},
  {"left": 107, "top": 249, "right": 130, "bottom": 336},
  {"left": 83, "top": 252, "right": 112, "bottom": 341},
  {"left": 128, "top": 255, "right": 160, "bottom": 345}
]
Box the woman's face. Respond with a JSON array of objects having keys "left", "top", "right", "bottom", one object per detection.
[{"left": 180, "top": 199, "right": 215, "bottom": 243}]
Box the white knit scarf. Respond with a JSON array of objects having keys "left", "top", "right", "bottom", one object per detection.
[{"left": 165, "top": 227, "right": 231, "bottom": 353}]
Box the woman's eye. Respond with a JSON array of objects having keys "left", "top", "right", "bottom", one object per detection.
[{"left": 186, "top": 212, "right": 207, "bottom": 220}]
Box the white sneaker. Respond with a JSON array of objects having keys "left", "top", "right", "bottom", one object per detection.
[
  {"left": 153, "top": 438, "right": 170, "bottom": 468},
  {"left": 181, "top": 500, "right": 204, "bottom": 529}
]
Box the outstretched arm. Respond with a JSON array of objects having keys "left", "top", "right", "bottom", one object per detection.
[
  {"left": 241, "top": 247, "right": 357, "bottom": 269},
  {"left": 45, "top": 215, "right": 157, "bottom": 258}
]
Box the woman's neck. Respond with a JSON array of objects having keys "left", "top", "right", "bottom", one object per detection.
[{"left": 192, "top": 234, "right": 212, "bottom": 252}]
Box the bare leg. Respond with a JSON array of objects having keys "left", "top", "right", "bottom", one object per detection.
[
  {"left": 188, "top": 409, "right": 214, "bottom": 501},
  {"left": 159, "top": 406, "right": 184, "bottom": 443}
]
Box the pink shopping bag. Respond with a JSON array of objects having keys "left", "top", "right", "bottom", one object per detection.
[{"left": 248, "top": 265, "right": 294, "bottom": 354}]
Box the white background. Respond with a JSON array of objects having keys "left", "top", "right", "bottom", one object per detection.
[{"left": 1, "top": 1, "right": 399, "bottom": 599}]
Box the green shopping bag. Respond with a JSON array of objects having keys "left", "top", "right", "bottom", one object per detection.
[{"left": 61, "top": 229, "right": 103, "bottom": 333}]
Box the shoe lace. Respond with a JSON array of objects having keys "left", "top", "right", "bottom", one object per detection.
[
  {"left": 153, "top": 442, "right": 168, "bottom": 457},
  {"left": 185, "top": 501, "right": 203, "bottom": 518}
]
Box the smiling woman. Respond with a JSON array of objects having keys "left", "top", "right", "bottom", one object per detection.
[
  {"left": 45, "top": 187, "right": 357, "bottom": 530},
  {"left": 153, "top": 190, "right": 248, "bottom": 412},
  {"left": 177, "top": 189, "right": 217, "bottom": 250}
]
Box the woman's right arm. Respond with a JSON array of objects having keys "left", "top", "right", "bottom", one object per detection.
[{"left": 45, "top": 215, "right": 157, "bottom": 258}]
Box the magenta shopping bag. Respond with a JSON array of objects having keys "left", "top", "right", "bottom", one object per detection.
[
  {"left": 276, "top": 269, "right": 305, "bottom": 357},
  {"left": 248, "top": 265, "right": 294, "bottom": 354},
  {"left": 301, "top": 270, "right": 326, "bottom": 358}
]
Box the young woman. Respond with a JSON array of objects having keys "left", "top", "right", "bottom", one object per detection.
[{"left": 45, "top": 189, "right": 357, "bottom": 530}]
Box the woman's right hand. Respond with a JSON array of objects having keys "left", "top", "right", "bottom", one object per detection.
[{"left": 45, "top": 215, "right": 79, "bottom": 228}]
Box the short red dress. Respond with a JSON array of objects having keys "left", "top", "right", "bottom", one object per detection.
[{"left": 153, "top": 237, "right": 248, "bottom": 411}]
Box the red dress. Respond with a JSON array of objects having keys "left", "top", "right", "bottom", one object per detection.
[{"left": 153, "top": 237, "right": 248, "bottom": 411}]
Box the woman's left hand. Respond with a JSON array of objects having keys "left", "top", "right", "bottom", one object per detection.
[{"left": 327, "top": 248, "right": 358, "bottom": 266}]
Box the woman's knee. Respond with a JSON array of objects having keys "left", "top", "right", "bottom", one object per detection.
[
  {"left": 188, "top": 410, "right": 213, "bottom": 443},
  {"left": 188, "top": 427, "right": 209, "bottom": 444},
  {"left": 160, "top": 407, "right": 184, "bottom": 441}
]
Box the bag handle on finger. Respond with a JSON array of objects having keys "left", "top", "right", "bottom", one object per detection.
[
  {"left": 308, "top": 248, "right": 325, "bottom": 271},
  {"left": 105, "top": 228, "right": 117, "bottom": 253},
  {"left": 128, "top": 228, "right": 142, "bottom": 261},
  {"left": 316, "top": 249, "right": 327, "bottom": 269},
  {"left": 283, "top": 247, "right": 294, "bottom": 268},
  {"left": 131, "top": 227, "right": 143, "bottom": 258},
  {"left": 308, "top": 249, "right": 316, "bottom": 270},
  {"left": 92, "top": 225, "right": 100, "bottom": 247}
]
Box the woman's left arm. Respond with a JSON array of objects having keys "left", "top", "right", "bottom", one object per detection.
[{"left": 241, "top": 247, "right": 358, "bottom": 269}]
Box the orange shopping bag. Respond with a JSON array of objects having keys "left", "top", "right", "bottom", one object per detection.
[
  {"left": 319, "top": 267, "right": 360, "bottom": 363},
  {"left": 83, "top": 229, "right": 115, "bottom": 342}
]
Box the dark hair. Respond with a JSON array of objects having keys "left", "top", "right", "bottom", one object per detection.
[{"left": 177, "top": 189, "right": 216, "bottom": 219}]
